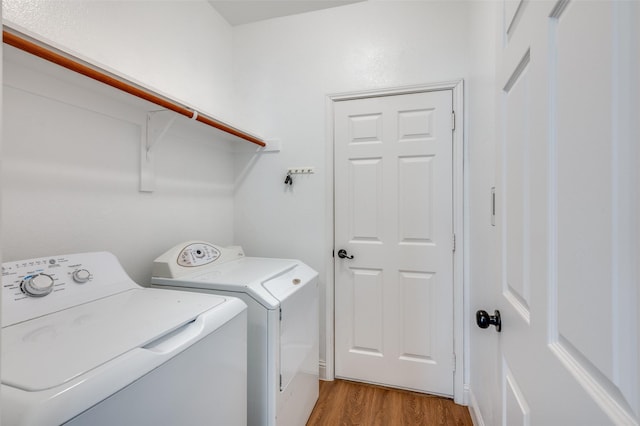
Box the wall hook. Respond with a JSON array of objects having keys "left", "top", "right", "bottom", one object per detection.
[
  {"left": 284, "top": 171, "right": 293, "bottom": 185},
  {"left": 287, "top": 167, "right": 315, "bottom": 175}
]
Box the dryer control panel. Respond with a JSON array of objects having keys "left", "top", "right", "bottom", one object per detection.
[
  {"left": 152, "top": 241, "right": 245, "bottom": 279},
  {"left": 177, "top": 242, "right": 221, "bottom": 267}
]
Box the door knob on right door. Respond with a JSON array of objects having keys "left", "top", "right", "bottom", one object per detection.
[{"left": 476, "top": 309, "right": 501, "bottom": 332}]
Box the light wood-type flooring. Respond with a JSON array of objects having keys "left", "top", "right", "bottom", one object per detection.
[{"left": 306, "top": 379, "right": 473, "bottom": 426}]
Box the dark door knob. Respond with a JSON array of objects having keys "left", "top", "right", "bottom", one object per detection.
[
  {"left": 476, "top": 309, "right": 501, "bottom": 332},
  {"left": 337, "top": 249, "right": 354, "bottom": 259}
]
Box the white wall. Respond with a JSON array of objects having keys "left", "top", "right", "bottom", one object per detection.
[
  {"left": 466, "top": 1, "right": 500, "bottom": 424},
  {"left": 2, "top": 0, "right": 235, "bottom": 122},
  {"left": 2, "top": 2, "right": 505, "bottom": 416},
  {"left": 231, "top": 0, "right": 471, "bottom": 378},
  {"left": 1, "top": 1, "right": 239, "bottom": 284}
]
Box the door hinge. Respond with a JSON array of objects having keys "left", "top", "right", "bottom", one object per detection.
[
  {"left": 452, "top": 353, "right": 457, "bottom": 372},
  {"left": 280, "top": 374, "right": 282, "bottom": 389},
  {"left": 279, "top": 307, "right": 282, "bottom": 321},
  {"left": 452, "top": 233, "right": 456, "bottom": 252},
  {"left": 451, "top": 111, "right": 456, "bottom": 130}
]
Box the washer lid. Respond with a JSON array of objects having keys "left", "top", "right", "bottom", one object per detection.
[{"left": 1, "top": 288, "right": 225, "bottom": 391}]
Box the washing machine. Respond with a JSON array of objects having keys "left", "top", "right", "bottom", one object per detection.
[
  {"left": 1, "top": 251, "right": 247, "bottom": 426},
  {"left": 151, "top": 241, "right": 319, "bottom": 426}
]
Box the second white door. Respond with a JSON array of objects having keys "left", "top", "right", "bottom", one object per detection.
[
  {"left": 334, "top": 89, "right": 455, "bottom": 396},
  {"left": 492, "top": 1, "right": 639, "bottom": 423}
]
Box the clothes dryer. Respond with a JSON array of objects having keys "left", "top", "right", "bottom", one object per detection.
[
  {"left": 1, "top": 251, "right": 247, "bottom": 426},
  {"left": 151, "top": 241, "right": 319, "bottom": 426}
]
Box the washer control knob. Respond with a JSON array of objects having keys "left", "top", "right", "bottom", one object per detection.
[
  {"left": 72, "top": 269, "right": 91, "bottom": 283},
  {"left": 21, "top": 274, "right": 55, "bottom": 297}
]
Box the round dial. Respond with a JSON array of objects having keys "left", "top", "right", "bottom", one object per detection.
[
  {"left": 21, "top": 274, "right": 55, "bottom": 297},
  {"left": 72, "top": 269, "right": 91, "bottom": 283}
]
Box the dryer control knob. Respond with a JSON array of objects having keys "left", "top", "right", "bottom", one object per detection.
[
  {"left": 21, "top": 273, "right": 55, "bottom": 297},
  {"left": 72, "top": 269, "right": 91, "bottom": 283}
]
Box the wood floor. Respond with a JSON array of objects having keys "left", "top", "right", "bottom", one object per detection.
[{"left": 306, "top": 380, "right": 473, "bottom": 426}]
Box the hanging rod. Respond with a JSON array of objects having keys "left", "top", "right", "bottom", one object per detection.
[{"left": 2, "top": 28, "right": 266, "bottom": 147}]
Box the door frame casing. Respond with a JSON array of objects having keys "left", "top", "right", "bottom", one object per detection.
[{"left": 324, "top": 80, "right": 466, "bottom": 404}]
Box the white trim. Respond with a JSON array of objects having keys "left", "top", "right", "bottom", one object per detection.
[
  {"left": 323, "top": 94, "right": 336, "bottom": 381},
  {"left": 329, "top": 80, "right": 464, "bottom": 102},
  {"left": 319, "top": 360, "right": 329, "bottom": 382},
  {"left": 451, "top": 80, "right": 466, "bottom": 405},
  {"left": 324, "top": 80, "right": 466, "bottom": 403},
  {"left": 468, "top": 385, "right": 487, "bottom": 426}
]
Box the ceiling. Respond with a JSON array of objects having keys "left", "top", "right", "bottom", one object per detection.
[{"left": 208, "top": 1, "right": 365, "bottom": 26}]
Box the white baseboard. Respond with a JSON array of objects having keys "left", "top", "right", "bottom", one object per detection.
[
  {"left": 467, "top": 385, "right": 486, "bottom": 426},
  {"left": 319, "top": 360, "right": 330, "bottom": 381}
]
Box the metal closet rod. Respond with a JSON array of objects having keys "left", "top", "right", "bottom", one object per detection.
[{"left": 2, "top": 29, "right": 266, "bottom": 147}]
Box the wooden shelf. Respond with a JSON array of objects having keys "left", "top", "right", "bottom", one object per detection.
[{"left": 2, "top": 28, "right": 266, "bottom": 148}]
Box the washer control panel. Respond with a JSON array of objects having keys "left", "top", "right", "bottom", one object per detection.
[{"left": 2, "top": 251, "right": 137, "bottom": 327}]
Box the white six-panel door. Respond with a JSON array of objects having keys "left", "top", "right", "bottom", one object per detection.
[
  {"left": 496, "top": 1, "right": 639, "bottom": 424},
  {"left": 334, "top": 90, "right": 454, "bottom": 396}
]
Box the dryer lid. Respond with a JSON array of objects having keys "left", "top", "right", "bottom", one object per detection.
[
  {"left": 262, "top": 262, "right": 318, "bottom": 302},
  {"left": 167, "top": 258, "right": 300, "bottom": 309},
  {"left": 192, "top": 258, "right": 298, "bottom": 287},
  {"left": 1, "top": 288, "right": 225, "bottom": 391}
]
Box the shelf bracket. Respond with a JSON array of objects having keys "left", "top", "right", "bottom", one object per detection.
[{"left": 140, "top": 110, "right": 177, "bottom": 192}]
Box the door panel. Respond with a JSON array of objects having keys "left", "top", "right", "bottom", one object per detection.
[
  {"left": 399, "top": 271, "right": 435, "bottom": 360},
  {"left": 334, "top": 90, "right": 454, "bottom": 396},
  {"left": 503, "top": 48, "right": 531, "bottom": 318},
  {"left": 496, "top": 1, "right": 639, "bottom": 424},
  {"left": 351, "top": 268, "right": 383, "bottom": 354},
  {"left": 554, "top": 1, "right": 613, "bottom": 380},
  {"left": 504, "top": 362, "right": 529, "bottom": 426},
  {"left": 398, "top": 156, "right": 435, "bottom": 242},
  {"left": 349, "top": 158, "right": 383, "bottom": 241}
]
